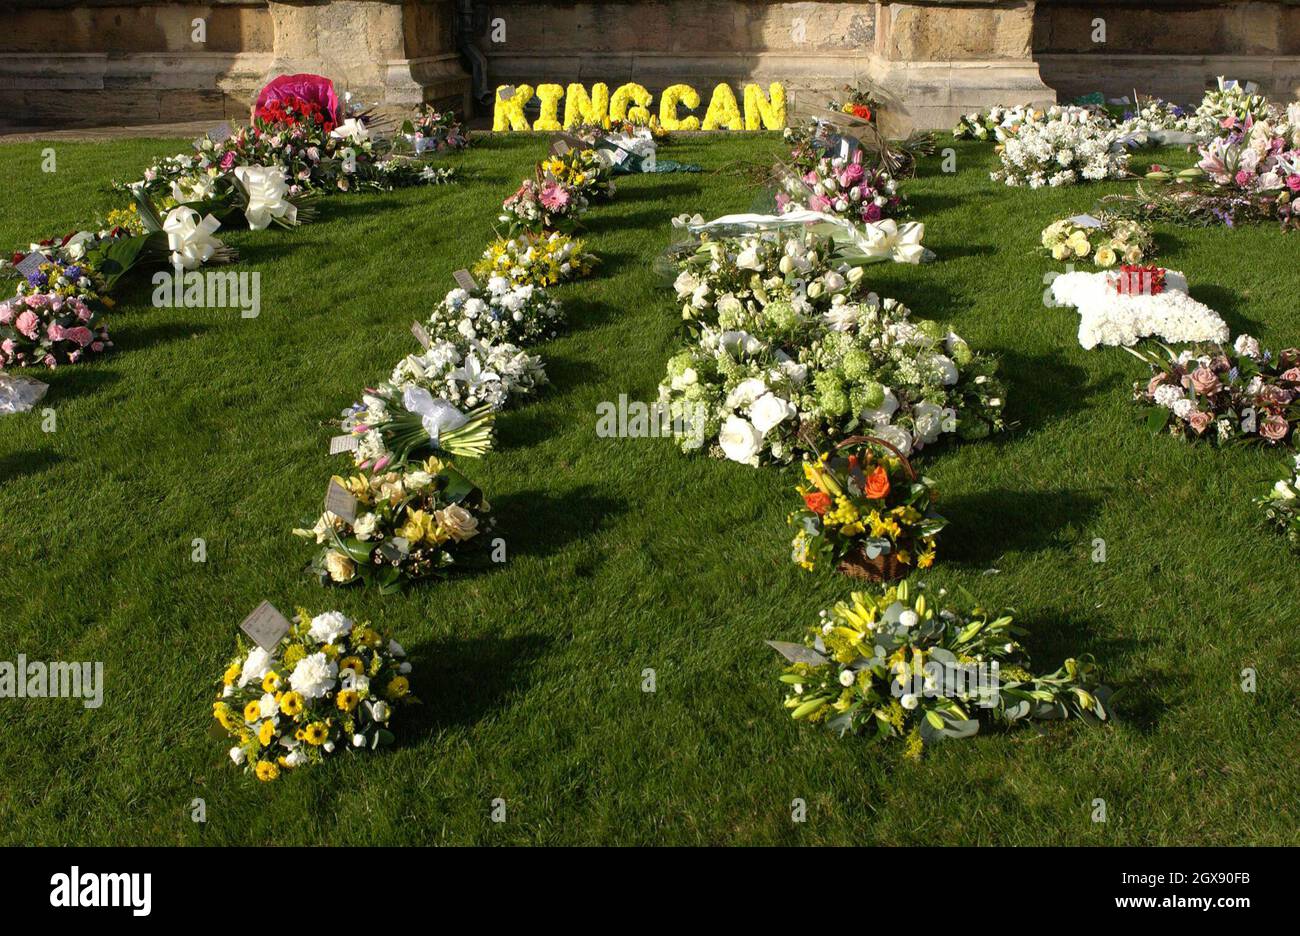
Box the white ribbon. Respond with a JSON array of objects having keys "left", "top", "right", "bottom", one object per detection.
[
  {"left": 234, "top": 165, "right": 298, "bottom": 231},
  {"left": 402, "top": 387, "right": 468, "bottom": 443},
  {"left": 687, "top": 210, "right": 932, "bottom": 265},
  {"left": 330, "top": 119, "right": 371, "bottom": 144},
  {"left": 162, "top": 206, "right": 224, "bottom": 270}
]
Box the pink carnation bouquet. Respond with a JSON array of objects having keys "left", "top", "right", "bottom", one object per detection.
[{"left": 0, "top": 293, "right": 112, "bottom": 369}]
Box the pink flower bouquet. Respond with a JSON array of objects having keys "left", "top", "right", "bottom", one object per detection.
[{"left": 0, "top": 293, "right": 112, "bottom": 369}]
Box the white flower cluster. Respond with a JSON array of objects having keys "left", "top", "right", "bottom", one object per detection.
[
  {"left": 386, "top": 338, "right": 547, "bottom": 412},
  {"left": 426, "top": 276, "right": 564, "bottom": 345},
  {"left": 1050, "top": 269, "right": 1229, "bottom": 350},
  {"left": 991, "top": 115, "right": 1129, "bottom": 188}
]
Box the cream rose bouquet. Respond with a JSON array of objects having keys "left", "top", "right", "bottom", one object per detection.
[
  {"left": 425, "top": 277, "right": 565, "bottom": 346},
  {"left": 213, "top": 608, "right": 417, "bottom": 781},
  {"left": 294, "top": 460, "right": 493, "bottom": 592},
  {"left": 1041, "top": 216, "right": 1154, "bottom": 267}
]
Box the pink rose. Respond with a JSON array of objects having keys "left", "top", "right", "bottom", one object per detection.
[
  {"left": 64, "top": 326, "right": 93, "bottom": 348},
  {"left": 837, "top": 163, "right": 864, "bottom": 188},
  {"left": 1146, "top": 373, "right": 1170, "bottom": 396},
  {"left": 14, "top": 310, "right": 39, "bottom": 339},
  {"left": 46, "top": 321, "right": 64, "bottom": 342},
  {"left": 1260, "top": 413, "right": 1290, "bottom": 442},
  {"left": 1187, "top": 410, "right": 1214, "bottom": 435},
  {"left": 1186, "top": 366, "right": 1221, "bottom": 396},
  {"left": 220, "top": 151, "right": 237, "bottom": 170},
  {"left": 1, "top": 338, "right": 14, "bottom": 356},
  {"left": 861, "top": 202, "right": 882, "bottom": 222},
  {"left": 1288, "top": 174, "right": 1300, "bottom": 193},
  {"left": 807, "top": 194, "right": 831, "bottom": 212},
  {"left": 1259, "top": 385, "right": 1295, "bottom": 406},
  {"left": 42, "top": 354, "right": 56, "bottom": 368},
  {"left": 0, "top": 304, "right": 12, "bottom": 326},
  {"left": 1281, "top": 367, "right": 1300, "bottom": 384},
  {"left": 91, "top": 341, "right": 104, "bottom": 353}
]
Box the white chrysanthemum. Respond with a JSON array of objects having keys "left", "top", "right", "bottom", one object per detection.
[
  {"left": 308, "top": 610, "right": 353, "bottom": 644},
  {"left": 289, "top": 652, "right": 338, "bottom": 700}
]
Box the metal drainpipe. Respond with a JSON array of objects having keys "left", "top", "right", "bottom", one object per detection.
[{"left": 455, "top": 0, "right": 491, "bottom": 109}]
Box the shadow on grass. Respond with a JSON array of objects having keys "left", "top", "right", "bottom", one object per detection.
[
  {"left": 43, "top": 366, "right": 121, "bottom": 402},
  {"left": 112, "top": 321, "right": 213, "bottom": 354},
  {"left": 488, "top": 485, "right": 628, "bottom": 561},
  {"left": 0, "top": 449, "right": 65, "bottom": 483},
  {"left": 994, "top": 348, "right": 1124, "bottom": 437},
  {"left": 940, "top": 487, "right": 1102, "bottom": 564},
  {"left": 404, "top": 632, "right": 552, "bottom": 736}
]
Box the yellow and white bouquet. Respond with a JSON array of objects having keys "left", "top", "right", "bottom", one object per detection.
[
  {"left": 474, "top": 230, "right": 598, "bottom": 287},
  {"left": 214, "top": 608, "right": 417, "bottom": 781},
  {"left": 1041, "top": 215, "right": 1153, "bottom": 267},
  {"left": 295, "top": 459, "right": 493, "bottom": 593}
]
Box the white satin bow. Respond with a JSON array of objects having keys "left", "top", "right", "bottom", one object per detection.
[
  {"left": 163, "top": 207, "right": 224, "bottom": 270},
  {"left": 234, "top": 165, "right": 298, "bottom": 231},
  {"left": 401, "top": 387, "right": 468, "bottom": 443},
  {"left": 687, "top": 210, "right": 932, "bottom": 265}
]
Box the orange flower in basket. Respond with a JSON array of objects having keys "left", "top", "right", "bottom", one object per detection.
[
  {"left": 803, "top": 491, "right": 832, "bottom": 515},
  {"left": 864, "top": 465, "right": 890, "bottom": 500}
]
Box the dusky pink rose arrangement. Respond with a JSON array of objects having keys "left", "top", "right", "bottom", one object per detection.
[{"left": 0, "top": 293, "right": 112, "bottom": 369}]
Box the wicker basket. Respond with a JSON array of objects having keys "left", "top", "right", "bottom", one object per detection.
[{"left": 832, "top": 435, "right": 917, "bottom": 582}]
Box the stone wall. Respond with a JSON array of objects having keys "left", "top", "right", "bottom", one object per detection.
[
  {"left": 1032, "top": 1, "right": 1300, "bottom": 104},
  {"left": 1, "top": 0, "right": 1297, "bottom": 131}
]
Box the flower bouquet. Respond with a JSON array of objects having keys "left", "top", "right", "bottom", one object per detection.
[
  {"left": 1195, "top": 77, "right": 1279, "bottom": 139},
  {"left": 1129, "top": 335, "right": 1300, "bottom": 444},
  {"left": 214, "top": 608, "right": 416, "bottom": 780},
  {"left": 1040, "top": 215, "right": 1153, "bottom": 267},
  {"left": 388, "top": 339, "right": 548, "bottom": 411},
  {"left": 790, "top": 439, "right": 945, "bottom": 579},
  {"left": 539, "top": 147, "right": 616, "bottom": 201},
  {"left": 1115, "top": 95, "right": 1213, "bottom": 146},
  {"left": 474, "top": 231, "right": 598, "bottom": 287},
  {"left": 426, "top": 277, "right": 564, "bottom": 346},
  {"left": 829, "top": 82, "right": 880, "bottom": 124},
  {"left": 769, "top": 581, "right": 1111, "bottom": 757},
  {"left": 658, "top": 292, "right": 1004, "bottom": 467},
  {"left": 1048, "top": 267, "right": 1228, "bottom": 350},
  {"left": 776, "top": 151, "right": 903, "bottom": 224},
  {"left": 401, "top": 104, "right": 470, "bottom": 154},
  {"left": 499, "top": 177, "right": 587, "bottom": 235},
  {"left": 1256, "top": 454, "right": 1300, "bottom": 550},
  {"left": 341, "top": 383, "right": 497, "bottom": 472},
  {"left": 991, "top": 114, "right": 1128, "bottom": 188},
  {"left": 0, "top": 294, "right": 112, "bottom": 369},
  {"left": 295, "top": 460, "right": 492, "bottom": 592}
]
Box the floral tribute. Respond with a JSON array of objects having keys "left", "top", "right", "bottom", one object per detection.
[
  {"left": 214, "top": 608, "right": 417, "bottom": 781},
  {"left": 425, "top": 277, "right": 565, "bottom": 346},
  {"left": 789, "top": 443, "right": 945, "bottom": 578},
  {"left": 1256, "top": 454, "right": 1300, "bottom": 550},
  {"left": 658, "top": 227, "right": 1004, "bottom": 466},
  {"left": 1049, "top": 268, "right": 1227, "bottom": 351},
  {"left": 769, "top": 581, "right": 1111, "bottom": 757},
  {"left": 401, "top": 104, "right": 470, "bottom": 154},
  {"left": 991, "top": 112, "right": 1129, "bottom": 188},
  {"left": 1040, "top": 215, "right": 1153, "bottom": 267},
  {"left": 492, "top": 81, "right": 785, "bottom": 132},
  {"left": 0, "top": 293, "right": 112, "bottom": 369},
  {"left": 499, "top": 177, "right": 587, "bottom": 235},
  {"left": 474, "top": 231, "right": 598, "bottom": 287},
  {"left": 776, "top": 151, "right": 903, "bottom": 224},
  {"left": 1130, "top": 335, "right": 1300, "bottom": 446},
  {"left": 295, "top": 461, "right": 493, "bottom": 592}
]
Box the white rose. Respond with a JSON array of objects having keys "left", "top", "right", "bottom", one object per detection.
[
  {"left": 726, "top": 377, "right": 768, "bottom": 409},
  {"left": 931, "top": 354, "right": 959, "bottom": 386},
  {"left": 389, "top": 639, "right": 406, "bottom": 657},
  {"left": 352, "top": 733, "right": 367, "bottom": 747},
  {"left": 368, "top": 700, "right": 391, "bottom": 723},
  {"left": 308, "top": 610, "right": 353, "bottom": 644},
  {"left": 718, "top": 416, "right": 764, "bottom": 466},
  {"left": 838, "top": 669, "right": 856, "bottom": 687},
  {"left": 1274, "top": 480, "right": 1297, "bottom": 500},
  {"left": 750, "top": 392, "right": 795, "bottom": 434},
  {"left": 861, "top": 387, "right": 900, "bottom": 425},
  {"left": 735, "top": 245, "right": 763, "bottom": 270},
  {"left": 258, "top": 692, "right": 278, "bottom": 719},
  {"left": 899, "top": 610, "right": 919, "bottom": 629},
  {"left": 900, "top": 693, "right": 919, "bottom": 710},
  {"left": 229, "top": 746, "right": 246, "bottom": 765},
  {"left": 873, "top": 423, "right": 913, "bottom": 456}
]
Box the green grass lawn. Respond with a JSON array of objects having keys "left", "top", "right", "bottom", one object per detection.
[{"left": 1, "top": 133, "right": 1297, "bottom": 845}]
